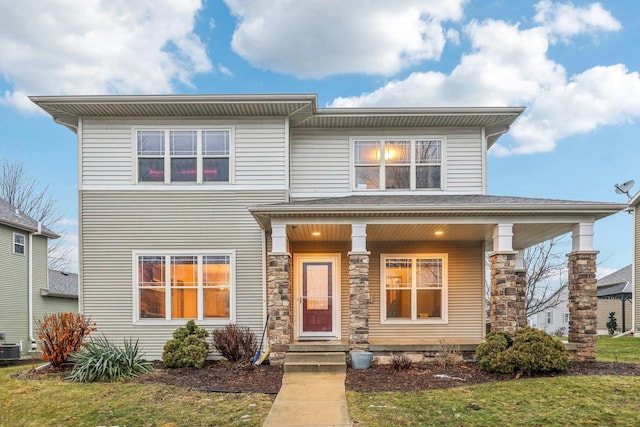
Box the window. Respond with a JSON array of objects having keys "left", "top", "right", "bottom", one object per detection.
[
  {"left": 563, "top": 312, "right": 569, "bottom": 323},
  {"left": 136, "top": 252, "right": 234, "bottom": 322},
  {"left": 353, "top": 138, "right": 442, "bottom": 190},
  {"left": 381, "top": 254, "right": 447, "bottom": 322},
  {"left": 13, "top": 233, "right": 25, "bottom": 255},
  {"left": 137, "top": 128, "right": 232, "bottom": 183},
  {"left": 546, "top": 312, "right": 553, "bottom": 324}
]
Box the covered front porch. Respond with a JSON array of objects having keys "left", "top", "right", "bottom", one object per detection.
[{"left": 251, "top": 195, "right": 624, "bottom": 363}]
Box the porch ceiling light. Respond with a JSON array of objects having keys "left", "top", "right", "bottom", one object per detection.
[
  {"left": 312, "top": 231, "right": 321, "bottom": 237},
  {"left": 434, "top": 231, "right": 444, "bottom": 236}
]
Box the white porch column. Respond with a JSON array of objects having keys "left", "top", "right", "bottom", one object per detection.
[
  {"left": 351, "top": 223, "right": 368, "bottom": 254},
  {"left": 571, "top": 222, "right": 595, "bottom": 252},
  {"left": 493, "top": 223, "right": 514, "bottom": 252},
  {"left": 271, "top": 222, "right": 289, "bottom": 254}
]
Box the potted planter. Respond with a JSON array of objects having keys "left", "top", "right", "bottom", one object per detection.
[{"left": 350, "top": 351, "right": 373, "bottom": 369}]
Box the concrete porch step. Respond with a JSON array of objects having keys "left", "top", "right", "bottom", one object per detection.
[
  {"left": 284, "top": 352, "right": 347, "bottom": 373},
  {"left": 288, "top": 342, "right": 350, "bottom": 353}
]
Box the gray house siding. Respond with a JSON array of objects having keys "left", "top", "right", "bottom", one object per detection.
[
  {"left": 289, "top": 127, "right": 484, "bottom": 196},
  {"left": 0, "top": 227, "right": 60, "bottom": 354},
  {"left": 0, "top": 224, "right": 29, "bottom": 349},
  {"left": 80, "top": 190, "right": 286, "bottom": 359}
]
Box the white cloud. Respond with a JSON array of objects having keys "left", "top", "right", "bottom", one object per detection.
[
  {"left": 534, "top": 0, "right": 621, "bottom": 39},
  {"left": 329, "top": 1, "right": 637, "bottom": 156},
  {"left": 0, "top": 0, "right": 212, "bottom": 112},
  {"left": 218, "top": 64, "right": 234, "bottom": 77},
  {"left": 225, "top": 0, "right": 466, "bottom": 78}
]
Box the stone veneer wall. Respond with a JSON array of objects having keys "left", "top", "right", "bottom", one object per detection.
[
  {"left": 267, "top": 254, "right": 291, "bottom": 363},
  {"left": 567, "top": 251, "right": 598, "bottom": 361},
  {"left": 489, "top": 252, "right": 526, "bottom": 334},
  {"left": 349, "top": 253, "right": 370, "bottom": 351}
]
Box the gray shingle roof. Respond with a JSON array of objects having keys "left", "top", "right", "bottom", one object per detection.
[
  {"left": 250, "top": 195, "right": 625, "bottom": 218},
  {"left": 0, "top": 197, "right": 59, "bottom": 238},
  {"left": 597, "top": 265, "right": 632, "bottom": 298},
  {"left": 47, "top": 269, "right": 78, "bottom": 298}
]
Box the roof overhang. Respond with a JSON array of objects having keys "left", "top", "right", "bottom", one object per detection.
[
  {"left": 249, "top": 195, "right": 625, "bottom": 250},
  {"left": 0, "top": 218, "right": 59, "bottom": 239},
  {"left": 30, "top": 94, "right": 524, "bottom": 146}
]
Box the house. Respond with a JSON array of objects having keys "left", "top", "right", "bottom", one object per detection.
[
  {"left": 31, "top": 94, "right": 625, "bottom": 362},
  {"left": 0, "top": 197, "right": 77, "bottom": 355},
  {"left": 528, "top": 287, "right": 570, "bottom": 336},
  {"left": 596, "top": 265, "right": 632, "bottom": 334}
]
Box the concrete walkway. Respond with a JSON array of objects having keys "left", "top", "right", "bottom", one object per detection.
[{"left": 263, "top": 372, "right": 351, "bottom": 427}]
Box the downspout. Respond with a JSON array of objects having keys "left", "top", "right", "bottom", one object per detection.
[{"left": 28, "top": 221, "right": 43, "bottom": 351}]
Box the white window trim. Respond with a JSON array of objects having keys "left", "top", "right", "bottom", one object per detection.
[
  {"left": 380, "top": 253, "right": 448, "bottom": 325},
  {"left": 133, "top": 126, "right": 235, "bottom": 185},
  {"left": 546, "top": 311, "right": 553, "bottom": 324},
  {"left": 13, "top": 232, "right": 25, "bottom": 255},
  {"left": 350, "top": 136, "right": 446, "bottom": 192},
  {"left": 132, "top": 249, "right": 236, "bottom": 326},
  {"left": 563, "top": 312, "right": 569, "bottom": 323}
]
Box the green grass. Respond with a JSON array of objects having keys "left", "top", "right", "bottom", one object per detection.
[
  {"left": 347, "top": 335, "right": 640, "bottom": 426},
  {"left": 0, "top": 364, "right": 274, "bottom": 427},
  {"left": 347, "top": 376, "right": 640, "bottom": 426},
  {"left": 597, "top": 336, "right": 640, "bottom": 363}
]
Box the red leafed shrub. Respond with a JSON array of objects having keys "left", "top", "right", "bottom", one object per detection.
[{"left": 36, "top": 313, "right": 96, "bottom": 368}]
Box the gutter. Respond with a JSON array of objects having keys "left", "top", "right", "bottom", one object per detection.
[{"left": 28, "top": 221, "right": 43, "bottom": 351}]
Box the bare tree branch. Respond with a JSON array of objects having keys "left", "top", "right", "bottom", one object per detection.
[
  {"left": 1, "top": 160, "right": 71, "bottom": 271},
  {"left": 524, "top": 238, "right": 568, "bottom": 317}
]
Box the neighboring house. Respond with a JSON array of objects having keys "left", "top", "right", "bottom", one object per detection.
[
  {"left": 528, "top": 287, "right": 570, "bottom": 336},
  {"left": 596, "top": 265, "right": 632, "bottom": 334},
  {"left": 32, "top": 94, "right": 625, "bottom": 362},
  {"left": 0, "top": 197, "right": 77, "bottom": 355}
]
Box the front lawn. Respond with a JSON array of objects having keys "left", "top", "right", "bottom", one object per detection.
[
  {"left": 347, "top": 375, "right": 640, "bottom": 426},
  {"left": 0, "top": 364, "right": 273, "bottom": 427},
  {"left": 597, "top": 336, "right": 640, "bottom": 363}
]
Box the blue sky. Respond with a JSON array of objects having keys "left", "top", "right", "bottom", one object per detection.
[{"left": 0, "top": 0, "right": 638, "bottom": 275}]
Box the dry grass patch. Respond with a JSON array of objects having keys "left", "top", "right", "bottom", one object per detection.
[{"left": 0, "top": 364, "right": 274, "bottom": 427}]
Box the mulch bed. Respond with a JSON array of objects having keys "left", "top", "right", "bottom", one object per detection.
[{"left": 13, "top": 360, "right": 640, "bottom": 394}]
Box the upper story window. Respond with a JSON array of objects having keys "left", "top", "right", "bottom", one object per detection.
[
  {"left": 353, "top": 138, "right": 442, "bottom": 191},
  {"left": 137, "top": 128, "right": 232, "bottom": 184},
  {"left": 13, "top": 233, "right": 25, "bottom": 255}
]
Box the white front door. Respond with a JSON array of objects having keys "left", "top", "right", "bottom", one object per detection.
[{"left": 294, "top": 254, "right": 341, "bottom": 340}]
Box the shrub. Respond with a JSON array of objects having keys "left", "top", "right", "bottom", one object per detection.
[
  {"left": 607, "top": 312, "right": 618, "bottom": 335},
  {"left": 67, "top": 336, "right": 153, "bottom": 382},
  {"left": 162, "top": 320, "right": 209, "bottom": 368},
  {"left": 35, "top": 313, "right": 96, "bottom": 368},
  {"left": 435, "top": 338, "right": 464, "bottom": 368},
  {"left": 212, "top": 324, "right": 257, "bottom": 362},
  {"left": 476, "top": 327, "right": 569, "bottom": 375},
  {"left": 391, "top": 354, "right": 412, "bottom": 371}
]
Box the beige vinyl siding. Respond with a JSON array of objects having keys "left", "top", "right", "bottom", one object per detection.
[
  {"left": 289, "top": 128, "right": 484, "bottom": 195},
  {"left": 0, "top": 225, "right": 29, "bottom": 349},
  {"left": 289, "top": 240, "right": 484, "bottom": 343},
  {"left": 369, "top": 241, "right": 484, "bottom": 341},
  {"left": 597, "top": 298, "right": 632, "bottom": 333},
  {"left": 81, "top": 118, "right": 287, "bottom": 187},
  {"left": 80, "top": 190, "right": 286, "bottom": 359}
]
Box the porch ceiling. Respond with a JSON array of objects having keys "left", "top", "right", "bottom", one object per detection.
[{"left": 285, "top": 222, "right": 574, "bottom": 250}]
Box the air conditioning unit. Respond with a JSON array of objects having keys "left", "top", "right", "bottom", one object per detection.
[{"left": 0, "top": 332, "right": 20, "bottom": 362}]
